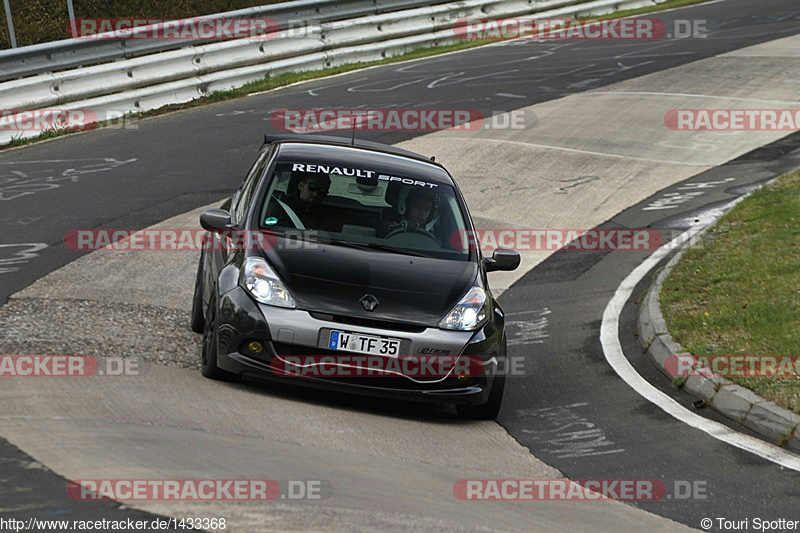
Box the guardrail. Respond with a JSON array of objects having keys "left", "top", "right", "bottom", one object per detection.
[
  {"left": 0, "top": 0, "right": 668, "bottom": 146},
  {"left": 0, "top": 0, "right": 456, "bottom": 82}
]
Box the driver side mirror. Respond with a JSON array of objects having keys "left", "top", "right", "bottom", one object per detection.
[
  {"left": 484, "top": 248, "right": 520, "bottom": 272},
  {"left": 200, "top": 209, "right": 233, "bottom": 232}
]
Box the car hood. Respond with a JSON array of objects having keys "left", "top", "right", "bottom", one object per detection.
[{"left": 260, "top": 242, "right": 477, "bottom": 326}]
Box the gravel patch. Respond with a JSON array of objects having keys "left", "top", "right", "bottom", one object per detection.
[{"left": 0, "top": 297, "right": 201, "bottom": 369}]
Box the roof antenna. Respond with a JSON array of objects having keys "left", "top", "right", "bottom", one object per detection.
[{"left": 350, "top": 114, "right": 357, "bottom": 146}]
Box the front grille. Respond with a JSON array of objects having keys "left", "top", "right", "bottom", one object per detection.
[{"left": 310, "top": 312, "right": 426, "bottom": 333}]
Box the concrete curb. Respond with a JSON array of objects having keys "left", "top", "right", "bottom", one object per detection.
[{"left": 637, "top": 223, "right": 800, "bottom": 453}]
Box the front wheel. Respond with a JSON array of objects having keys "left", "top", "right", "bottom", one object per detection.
[
  {"left": 456, "top": 338, "right": 507, "bottom": 420},
  {"left": 190, "top": 253, "right": 205, "bottom": 334},
  {"left": 201, "top": 292, "right": 239, "bottom": 382},
  {"left": 456, "top": 374, "right": 505, "bottom": 420}
]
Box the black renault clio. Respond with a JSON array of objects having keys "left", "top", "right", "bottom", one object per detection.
[{"left": 191, "top": 134, "right": 519, "bottom": 419}]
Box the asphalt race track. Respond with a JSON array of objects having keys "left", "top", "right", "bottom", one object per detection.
[{"left": 1, "top": 0, "right": 799, "bottom": 531}]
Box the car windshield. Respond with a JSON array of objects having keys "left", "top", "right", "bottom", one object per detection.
[{"left": 256, "top": 159, "right": 472, "bottom": 261}]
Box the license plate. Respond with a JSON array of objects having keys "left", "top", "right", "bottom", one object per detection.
[{"left": 329, "top": 331, "right": 401, "bottom": 357}]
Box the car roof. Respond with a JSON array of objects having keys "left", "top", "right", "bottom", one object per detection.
[{"left": 263, "top": 133, "right": 442, "bottom": 167}]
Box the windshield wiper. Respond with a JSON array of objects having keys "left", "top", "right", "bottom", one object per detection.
[{"left": 328, "top": 239, "right": 428, "bottom": 257}]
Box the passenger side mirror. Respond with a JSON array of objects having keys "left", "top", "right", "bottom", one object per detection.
[
  {"left": 200, "top": 209, "right": 233, "bottom": 232},
  {"left": 484, "top": 248, "right": 520, "bottom": 272}
]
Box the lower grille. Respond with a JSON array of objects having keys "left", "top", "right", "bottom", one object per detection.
[{"left": 270, "top": 342, "right": 476, "bottom": 390}]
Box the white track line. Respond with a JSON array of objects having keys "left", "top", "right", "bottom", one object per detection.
[
  {"left": 589, "top": 91, "right": 800, "bottom": 105},
  {"left": 600, "top": 196, "right": 800, "bottom": 472},
  {"left": 436, "top": 137, "right": 710, "bottom": 166}
]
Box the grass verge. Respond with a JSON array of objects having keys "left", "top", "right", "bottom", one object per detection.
[
  {"left": 588, "top": 0, "right": 715, "bottom": 19},
  {"left": 2, "top": 0, "right": 712, "bottom": 151},
  {"left": 660, "top": 170, "right": 800, "bottom": 412}
]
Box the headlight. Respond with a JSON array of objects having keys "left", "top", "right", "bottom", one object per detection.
[
  {"left": 241, "top": 257, "right": 296, "bottom": 308},
  {"left": 439, "top": 287, "right": 487, "bottom": 331}
]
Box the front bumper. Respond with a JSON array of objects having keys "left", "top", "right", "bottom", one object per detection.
[{"left": 214, "top": 287, "right": 504, "bottom": 405}]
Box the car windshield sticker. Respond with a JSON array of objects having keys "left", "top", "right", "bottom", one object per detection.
[
  {"left": 290, "top": 163, "right": 439, "bottom": 189},
  {"left": 264, "top": 217, "right": 278, "bottom": 225}
]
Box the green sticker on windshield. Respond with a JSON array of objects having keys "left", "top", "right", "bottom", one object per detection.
[{"left": 264, "top": 217, "right": 278, "bottom": 226}]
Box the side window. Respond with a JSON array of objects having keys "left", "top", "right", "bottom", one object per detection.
[{"left": 234, "top": 147, "right": 274, "bottom": 225}]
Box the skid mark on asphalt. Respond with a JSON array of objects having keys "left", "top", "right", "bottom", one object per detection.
[
  {"left": 516, "top": 402, "right": 626, "bottom": 459},
  {"left": 506, "top": 308, "right": 551, "bottom": 347},
  {"left": 556, "top": 175, "right": 600, "bottom": 194},
  {"left": 642, "top": 177, "right": 735, "bottom": 210},
  {"left": 0, "top": 243, "right": 47, "bottom": 275},
  {"left": 0, "top": 158, "right": 137, "bottom": 201}
]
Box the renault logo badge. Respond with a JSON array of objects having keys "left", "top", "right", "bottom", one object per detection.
[{"left": 360, "top": 294, "right": 379, "bottom": 312}]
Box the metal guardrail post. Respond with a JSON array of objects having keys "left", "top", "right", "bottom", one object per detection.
[
  {"left": 3, "top": 0, "right": 16, "bottom": 48},
  {"left": 66, "top": 0, "right": 77, "bottom": 39}
]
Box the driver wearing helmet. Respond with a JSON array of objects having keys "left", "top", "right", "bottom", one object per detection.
[
  {"left": 406, "top": 190, "right": 434, "bottom": 228},
  {"left": 386, "top": 188, "right": 437, "bottom": 239}
]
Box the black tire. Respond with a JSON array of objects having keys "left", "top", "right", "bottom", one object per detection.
[
  {"left": 456, "top": 374, "right": 505, "bottom": 420},
  {"left": 456, "top": 337, "right": 507, "bottom": 420},
  {"left": 190, "top": 254, "right": 205, "bottom": 334},
  {"left": 200, "top": 292, "right": 239, "bottom": 382}
]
